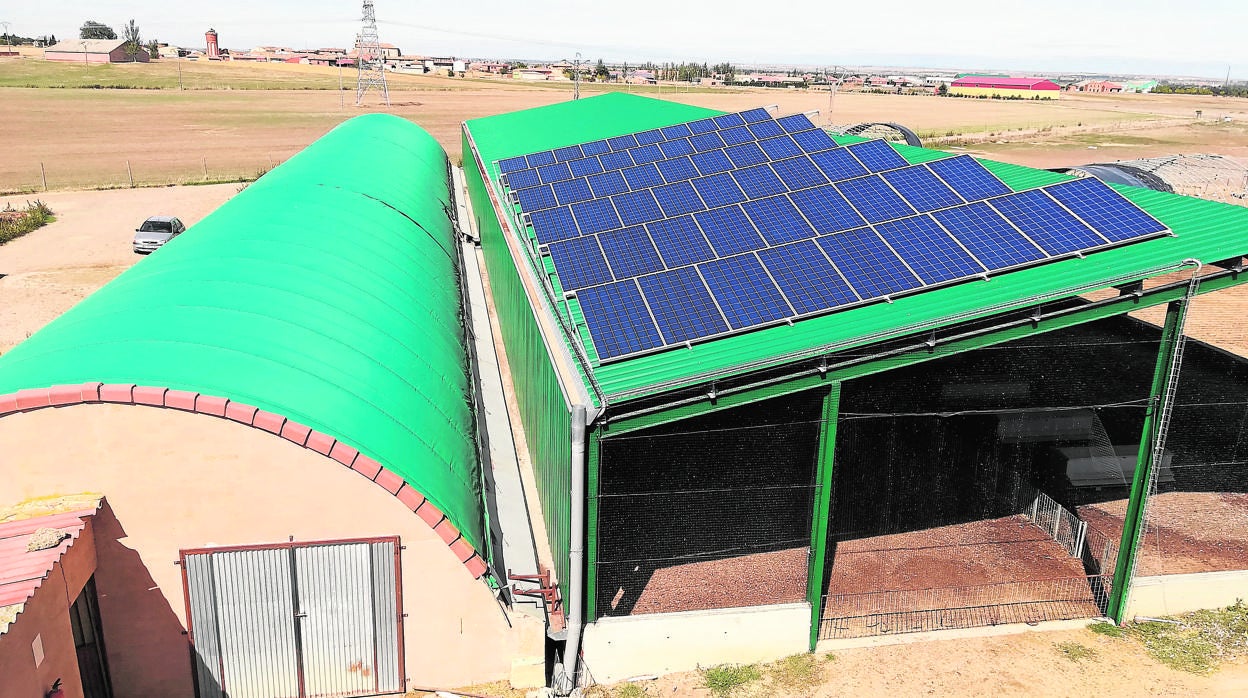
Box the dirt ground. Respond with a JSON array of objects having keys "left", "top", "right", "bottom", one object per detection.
[
  {"left": 603, "top": 626, "right": 1248, "bottom": 697},
  {"left": 3, "top": 69, "right": 1248, "bottom": 191},
  {"left": 1079, "top": 492, "right": 1248, "bottom": 576},
  {"left": 0, "top": 184, "right": 237, "bottom": 354},
  {"left": 623, "top": 547, "right": 809, "bottom": 615}
]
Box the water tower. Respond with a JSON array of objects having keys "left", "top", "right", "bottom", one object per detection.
[{"left": 205, "top": 28, "right": 220, "bottom": 59}]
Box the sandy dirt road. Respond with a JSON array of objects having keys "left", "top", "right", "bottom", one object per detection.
[{"left": 0, "top": 184, "right": 237, "bottom": 354}]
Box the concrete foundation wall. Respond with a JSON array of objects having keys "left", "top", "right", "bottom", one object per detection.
[
  {"left": 1125, "top": 570, "right": 1248, "bottom": 618},
  {"left": 0, "top": 404, "right": 541, "bottom": 696},
  {"left": 581, "top": 603, "right": 810, "bottom": 682}
]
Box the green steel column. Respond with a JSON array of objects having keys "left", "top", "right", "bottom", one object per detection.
[
  {"left": 585, "top": 426, "right": 602, "bottom": 623},
  {"left": 1106, "top": 298, "right": 1189, "bottom": 621},
  {"left": 807, "top": 383, "right": 842, "bottom": 650}
]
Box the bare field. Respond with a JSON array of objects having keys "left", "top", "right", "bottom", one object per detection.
[{"left": 4, "top": 58, "right": 1248, "bottom": 191}]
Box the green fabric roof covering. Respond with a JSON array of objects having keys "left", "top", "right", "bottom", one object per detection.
[
  {"left": 0, "top": 114, "right": 484, "bottom": 550},
  {"left": 464, "top": 94, "right": 1248, "bottom": 402}
]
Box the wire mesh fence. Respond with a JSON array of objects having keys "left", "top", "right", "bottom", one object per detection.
[{"left": 819, "top": 576, "right": 1110, "bottom": 640}]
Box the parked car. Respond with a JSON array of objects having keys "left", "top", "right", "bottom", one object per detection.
[{"left": 132, "top": 216, "right": 186, "bottom": 254}]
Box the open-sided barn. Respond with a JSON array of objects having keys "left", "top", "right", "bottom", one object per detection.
[{"left": 461, "top": 93, "right": 1248, "bottom": 685}]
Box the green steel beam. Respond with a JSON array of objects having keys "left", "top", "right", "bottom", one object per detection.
[
  {"left": 602, "top": 267, "right": 1246, "bottom": 436},
  {"left": 1106, "top": 298, "right": 1189, "bottom": 621},
  {"left": 586, "top": 425, "right": 602, "bottom": 623},
  {"left": 807, "top": 384, "right": 841, "bottom": 651}
]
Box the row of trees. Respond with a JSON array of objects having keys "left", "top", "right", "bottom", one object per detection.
[
  {"left": 1153, "top": 83, "right": 1248, "bottom": 98},
  {"left": 80, "top": 19, "right": 158, "bottom": 60},
  {"left": 563, "top": 59, "right": 739, "bottom": 83}
]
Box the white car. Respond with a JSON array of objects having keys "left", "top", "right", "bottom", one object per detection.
[{"left": 132, "top": 216, "right": 186, "bottom": 254}]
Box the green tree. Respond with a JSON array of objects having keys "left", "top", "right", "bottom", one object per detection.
[
  {"left": 937, "top": 82, "right": 949, "bottom": 96},
  {"left": 147, "top": 39, "right": 160, "bottom": 60},
  {"left": 594, "top": 58, "right": 608, "bottom": 80},
  {"left": 122, "top": 19, "right": 141, "bottom": 61},
  {"left": 79, "top": 20, "right": 117, "bottom": 40}
]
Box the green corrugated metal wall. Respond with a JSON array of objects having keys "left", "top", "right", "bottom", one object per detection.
[{"left": 463, "top": 128, "right": 573, "bottom": 599}]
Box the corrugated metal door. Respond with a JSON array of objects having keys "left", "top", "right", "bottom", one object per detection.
[{"left": 183, "top": 538, "right": 402, "bottom": 698}]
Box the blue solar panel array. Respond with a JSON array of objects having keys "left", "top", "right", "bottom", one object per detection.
[{"left": 495, "top": 108, "right": 1170, "bottom": 361}]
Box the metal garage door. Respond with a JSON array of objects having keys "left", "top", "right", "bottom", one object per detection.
[{"left": 181, "top": 538, "right": 403, "bottom": 698}]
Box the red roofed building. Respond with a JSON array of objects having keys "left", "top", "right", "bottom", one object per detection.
[{"left": 950, "top": 76, "right": 1061, "bottom": 99}]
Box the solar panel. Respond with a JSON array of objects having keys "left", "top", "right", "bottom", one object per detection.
[
  {"left": 612, "top": 189, "right": 665, "bottom": 226},
  {"left": 599, "top": 226, "right": 666, "bottom": 278},
  {"left": 836, "top": 175, "right": 916, "bottom": 223},
  {"left": 694, "top": 204, "right": 767, "bottom": 256},
  {"left": 927, "top": 155, "right": 1011, "bottom": 200},
  {"left": 537, "top": 162, "right": 573, "bottom": 185},
  {"left": 571, "top": 198, "right": 621, "bottom": 234},
  {"left": 719, "top": 126, "right": 755, "bottom": 146},
  {"left": 881, "top": 166, "right": 964, "bottom": 212},
  {"left": 932, "top": 202, "right": 1046, "bottom": 269},
  {"left": 759, "top": 240, "right": 859, "bottom": 314},
  {"left": 692, "top": 173, "right": 748, "bottom": 208},
  {"left": 635, "top": 129, "right": 665, "bottom": 146},
  {"left": 656, "top": 156, "right": 700, "bottom": 184},
  {"left": 498, "top": 156, "right": 529, "bottom": 174},
  {"left": 989, "top": 190, "right": 1105, "bottom": 255},
  {"left": 747, "top": 120, "right": 785, "bottom": 140},
  {"left": 740, "top": 107, "right": 772, "bottom": 123},
  {"left": 516, "top": 185, "right": 558, "bottom": 212},
  {"left": 608, "top": 134, "right": 640, "bottom": 152},
  {"left": 504, "top": 168, "right": 542, "bottom": 190},
  {"left": 742, "top": 195, "right": 816, "bottom": 245},
  {"left": 688, "top": 118, "right": 718, "bottom": 135},
  {"left": 771, "top": 156, "right": 829, "bottom": 190},
  {"left": 587, "top": 170, "right": 629, "bottom": 198},
  {"left": 847, "top": 140, "right": 909, "bottom": 172},
  {"left": 817, "top": 229, "right": 923, "bottom": 299},
  {"left": 791, "top": 128, "right": 838, "bottom": 153},
  {"left": 758, "top": 136, "right": 802, "bottom": 161},
  {"left": 809, "top": 149, "right": 870, "bottom": 182},
  {"left": 733, "top": 164, "right": 788, "bottom": 199},
  {"left": 581, "top": 141, "right": 611, "bottom": 157},
  {"left": 554, "top": 145, "right": 584, "bottom": 162},
  {"left": 547, "top": 235, "right": 614, "bottom": 290},
  {"left": 647, "top": 215, "right": 716, "bottom": 266},
  {"left": 691, "top": 149, "right": 734, "bottom": 176},
  {"left": 528, "top": 206, "right": 580, "bottom": 244},
  {"left": 568, "top": 157, "right": 604, "bottom": 178},
  {"left": 500, "top": 106, "right": 1176, "bottom": 362},
  {"left": 600, "top": 150, "right": 635, "bottom": 172},
  {"left": 639, "top": 267, "right": 729, "bottom": 343},
  {"left": 661, "top": 123, "right": 694, "bottom": 140},
  {"left": 777, "top": 113, "right": 817, "bottom": 133},
  {"left": 526, "top": 151, "right": 557, "bottom": 167},
  {"left": 790, "top": 185, "right": 866, "bottom": 234},
  {"left": 875, "top": 215, "right": 985, "bottom": 284},
  {"left": 658, "top": 138, "right": 696, "bottom": 159},
  {"left": 622, "top": 163, "right": 665, "bottom": 190},
  {"left": 630, "top": 144, "right": 665, "bottom": 165},
  {"left": 725, "top": 143, "right": 769, "bottom": 168},
  {"left": 699, "top": 254, "right": 792, "bottom": 328},
  {"left": 553, "top": 178, "right": 594, "bottom": 206},
  {"left": 653, "top": 181, "right": 708, "bottom": 217},
  {"left": 690, "top": 132, "right": 727, "bottom": 152},
  {"left": 1046, "top": 177, "right": 1167, "bottom": 241},
  {"left": 576, "top": 280, "right": 663, "bottom": 359}
]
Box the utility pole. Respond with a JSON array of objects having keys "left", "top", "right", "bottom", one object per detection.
[
  {"left": 1, "top": 22, "right": 11, "bottom": 50},
  {"left": 574, "top": 51, "right": 581, "bottom": 100},
  {"left": 355, "top": 0, "right": 390, "bottom": 107}
]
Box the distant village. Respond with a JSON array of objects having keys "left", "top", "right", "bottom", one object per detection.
[{"left": 10, "top": 27, "right": 1234, "bottom": 98}]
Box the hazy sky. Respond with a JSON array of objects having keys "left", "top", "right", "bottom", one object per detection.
[{"left": 5, "top": 1, "right": 1244, "bottom": 79}]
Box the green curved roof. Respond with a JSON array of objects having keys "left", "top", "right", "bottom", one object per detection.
[{"left": 0, "top": 114, "right": 484, "bottom": 549}]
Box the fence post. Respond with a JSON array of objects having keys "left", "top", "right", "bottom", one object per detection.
[
  {"left": 40, "top": 162, "right": 48, "bottom": 192},
  {"left": 126, "top": 160, "right": 134, "bottom": 188},
  {"left": 202, "top": 157, "right": 208, "bottom": 181}
]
